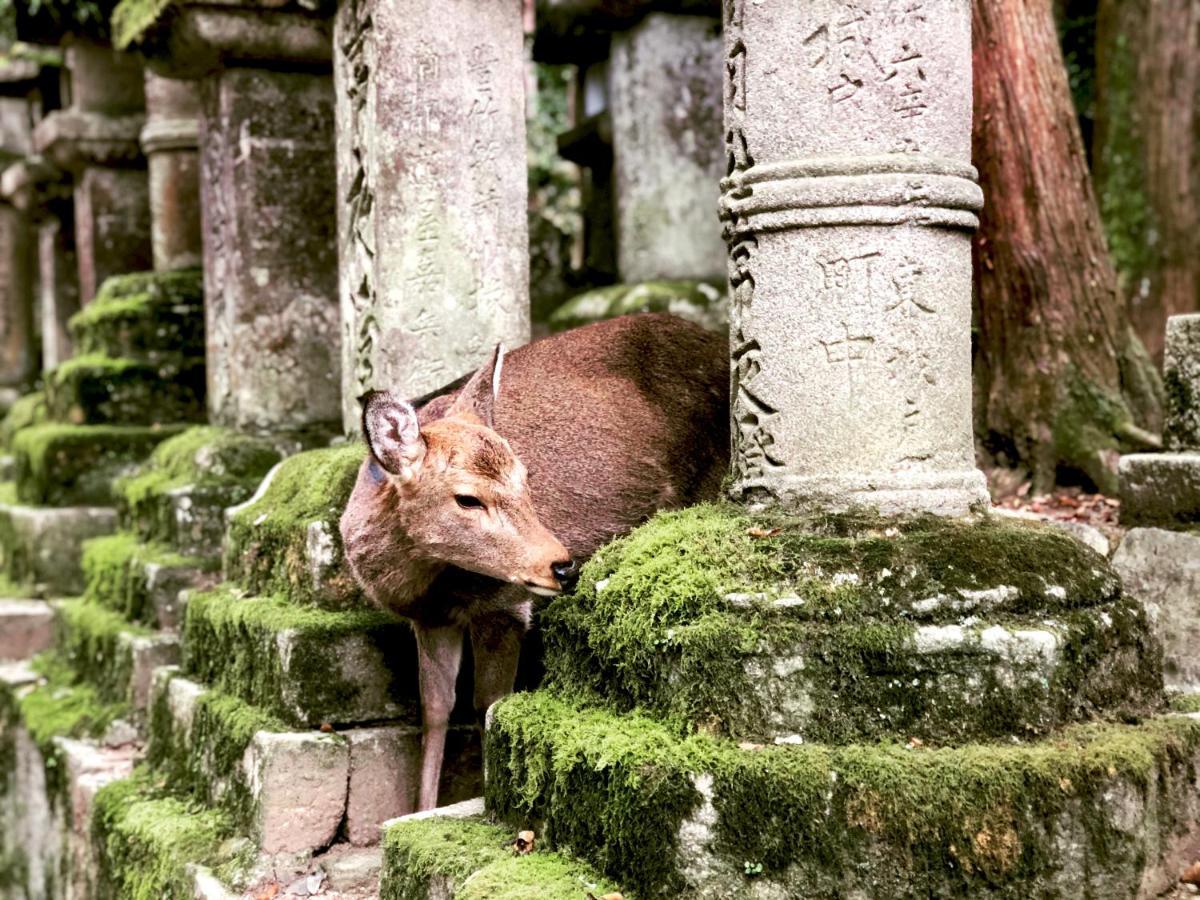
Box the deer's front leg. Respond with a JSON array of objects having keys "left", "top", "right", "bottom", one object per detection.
[
  {"left": 414, "top": 622, "right": 464, "bottom": 811},
  {"left": 469, "top": 607, "right": 528, "bottom": 727}
]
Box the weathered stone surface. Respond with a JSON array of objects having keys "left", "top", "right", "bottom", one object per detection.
[
  {"left": 0, "top": 599, "right": 54, "bottom": 660},
  {"left": 1119, "top": 452, "right": 1200, "bottom": 527},
  {"left": 69, "top": 268, "right": 205, "bottom": 362},
  {"left": 334, "top": 0, "right": 530, "bottom": 430},
  {"left": 74, "top": 165, "right": 154, "bottom": 303},
  {"left": 0, "top": 203, "right": 35, "bottom": 388},
  {"left": 609, "top": 12, "right": 724, "bottom": 283},
  {"left": 142, "top": 73, "right": 202, "bottom": 271},
  {"left": 32, "top": 110, "right": 145, "bottom": 172},
  {"left": 719, "top": 0, "right": 987, "bottom": 516},
  {"left": 345, "top": 725, "right": 482, "bottom": 846},
  {"left": 548, "top": 280, "right": 727, "bottom": 333},
  {"left": 487, "top": 692, "right": 1200, "bottom": 900},
  {"left": 1113, "top": 527, "right": 1200, "bottom": 693},
  {"left": 245, "top": 730, "right": 348, "bottom": 854},
  {"left": 200, "top": 65, "right": 341, "bottom": 433},
  {"left": 38, "top": 216, "right": 82, "bottom": 372},
  {"left": 45, "top": 354, "right": 207, "bottom": 426},
  {"left": 0, "top": 502, "right": 117, "bottom": 594},
  {"left": 1165, "top": 313, "right": 1200, "bottom": 451},
  {"left": 67, "top": 39, "right": 147, "bottom": 118}
]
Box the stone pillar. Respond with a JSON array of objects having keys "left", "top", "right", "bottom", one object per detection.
[
  {"left": 719, "top": 0, "right": 988, "bottom": 516},
  {"left": 33, "top": 40, "right": 151, "bottom": 304},
  {"left": 609, "top": 12, "right": 724, "bottom": 283},
  {"left": 141, "top": 74, "right": 202, "bottom": 271},
  {"left": 0, "top": 203, "right": 35, "bottom": 388},
  {"left": 334, "top": 0, "right": 531, "bottom": 430}
]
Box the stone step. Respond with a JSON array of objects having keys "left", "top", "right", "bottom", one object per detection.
[
  {"left": 542, "top": 504, "right": 1162, "bottom": 744},
  {"left": 223, "top": 443, "right": 368, "bottom": 610},
  {"left": 82, "top": 530, "right": 217, "bottom": 628},
  {"left": 68, "top": 268, "right": 204, "bottom": 362},
  {"left": 0, "top": 598, "right": 54, "bottom": 660},
  {"left": 381, "top": 798, "right": 626, "bottom": 900},
  {"left": 0, "top": 499, "right": 118, "bottom": 594},
  {"left": 44, "top": 353, "right": 207, "bottom": 427},
  {"left": 114, "top": 425, "right": 284, "bottom": 556},
  {"left": 194, "top": 843, "right": 385, "bottom": 900},
  {"left": 181, "top": 584, "right": 428, "bottom": 727},
  {"left": 148, "top": 668, "right": 481, "bottom": 854},
  {"left": 11, "top": 423, "right": 186, "bottom": 506},
  {"left": 485, "top": 691, "right": 1200, "bottom": 899},
  {"left": 1120, "top": 452, "right": 1200, "bottom": 527},
  {"left": 54, "top": 597, "right": 180, "bottom": 711}
]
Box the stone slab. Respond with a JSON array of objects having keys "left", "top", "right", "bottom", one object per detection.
[
  {"left": 0, "top": 599, "right": 54, "bottom": 661},
  {"left": 245, "top": 730, "right": 348, "bottom": 854},
  {"left": 1113, "top": 527, "right": 1200, "bottom": 693},
  {"left": 1165, "top": 314, "right": 1200, "bottom": 451},
  {"left": 1120, "top": 452, "right": 1200, "bottom": 526},
  {"left": 0, "top": 502, "right": 117, "bottom": 594}
]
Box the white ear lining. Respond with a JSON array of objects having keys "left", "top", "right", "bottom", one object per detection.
[{"left": 491, "top": 346, "right": 505, "bottom": 404}]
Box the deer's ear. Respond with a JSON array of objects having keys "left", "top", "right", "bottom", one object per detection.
[
  {"left": 361, "top": 390, "right": 425, "bottom": 481},
  {"left": 448, "top": 344, "right": 504, "bottom": 428}
]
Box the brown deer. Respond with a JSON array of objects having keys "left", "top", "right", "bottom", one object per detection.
[{"left": 340, "top": 313, "right": 729, "bottom": 809}]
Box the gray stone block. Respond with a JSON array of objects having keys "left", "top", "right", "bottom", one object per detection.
[
  {"left": 1119, "top": 452, "right": 1200, "bottom": 526},
  {"left": 0, "top": 599, "right": 54, "bottom": 661},
  {"left": 0, "top": 502, "right": 118, "bottom": 594},
  {"left": 1165, "top": 313, "right": 1200, "bottom": 451},
  {"left": 1113, "top": 527, "right": 1200, "bottom": 693}
]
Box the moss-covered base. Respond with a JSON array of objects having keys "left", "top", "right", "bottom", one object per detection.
[
  {"left": 82, "top": 531, "right": 215, "bottom": 627},
  {"left": 181, "top": 585, "right": 419, "bottom": 727},
  {"left": 69, "top": 268, "right": 204, "bottom": 362},
  {"left": 223, "top": 444, "right": 367, "bottom": 610},
  {"left": 51, "top": 598, "right": 170, "bottom": 708},
  {"left": 45, "top": 353, "right": 206, "bottom": 426},
  {"left": 548, "top": 281, "right": 728, "bottom": 333},
  {"left": 0, "top": 391, "right": 46, "bottom": 451},
  {"left": 116, "top": 425, "right": 283, "bottom": 553},
  {"left": 382, "top": 807, "right": 625, "bottom": 900},
  {"left": 12, "top": 423, "right": 186, "bottom": 506},
  {"left": 543, "top": 505, "right": 1162, "bottom": 743},
  {"left": 91, "top": 768, "right": 239, "bottom": 900},
  {"left": 486, "top": 692, "right": 1200, "bottom": 899}
]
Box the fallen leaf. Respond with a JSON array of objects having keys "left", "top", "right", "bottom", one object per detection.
[
  {"left": 586, "top": 894, "right": 624, "bottom": 900},
  {"left": 512, "top": 830, "right": 535, "bottom": 855},
  {"left": 747, "top": 527, "right": 781, "bottom": 539},
  {"left": 737, "top": 741, "right": 765, "bottom": 751},
  {"left": 254, "top": 884, "right": 281, "bottom": 900},
  {"left": 319, "top": 722, "right": 335, "bottom": 734}
]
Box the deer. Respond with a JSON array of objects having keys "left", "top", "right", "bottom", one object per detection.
[{"left": 339, "top": 313, "right": 729, "bottom": 810}]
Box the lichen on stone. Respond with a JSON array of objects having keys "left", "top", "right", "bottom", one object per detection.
[
  {"left": 82, "top": 531, "right": 208, "bottom": 624},
  {"left": 54, "top": 597, "right": 152, "bottom": 705},
  {"left": 69, "top": 268, "right": 204, "bottom": 361},
  {"left": 223, "top": 443, "right": 367, "bottom": 610},
  {"left": 45, "top": 353, "right": 206, "bottom": 427}
]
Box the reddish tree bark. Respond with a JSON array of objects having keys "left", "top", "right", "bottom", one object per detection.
[
  {"left": 1094, "top": 0, "right": 1200, "bottom": 363},
  {"left": 972, "top": 0, "right": 1161, "bottom": 494}
]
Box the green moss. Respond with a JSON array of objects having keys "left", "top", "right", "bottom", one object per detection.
[
  {"left": 82, "top": 531, "right": 211, "bottom": 624},
  {"left": 0, "top": 391, "right": 47, "bottom": 450},
  {"left": 12, "top": 422, "right": 185, "bottom": 506},
  {"left": 548, "top": 281, "right": 727, "bottom": 333},
  {"left": 148, "top": 669, "right": 285, "bottom": 830},
  {"left": 91, "top": 768, "right": 233, "bottom": 900},
  {"left": 223, "top": 444, "right": 367, "bottom": 609},
  {"left": 116, "top": 425, "right": 282, "bottom": 547},
  {"left": 541, "top": 503, "right": 1154, "bottom": 741},
  {"left": 46, "top": 352, "right": 206, "bottom": 427},
  {"left": 181, "top": 585, "right": 416, "bottom": 727},
  {"left": 1167, "top": 692, "right": 1200, "bottom": 714},
  {"left": 69, "top": 268, "right": 203, "bottom": 360},
  {"left": 382, "top": 814, "right": 624, "bottom": 900},
  {"left": 54, "top": 597, "right": 152, "bottom": 704},
  {"left": 486, "top": 691, "right": 1200, "bottom": 898}
]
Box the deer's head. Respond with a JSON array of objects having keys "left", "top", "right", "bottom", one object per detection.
[{"left": 359, "top": 347, "right": 576, "bottom": 597}]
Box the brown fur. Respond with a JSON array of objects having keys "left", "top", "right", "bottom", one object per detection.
[{"left": 339, "top": 313, "right": 729, "bottom": 808}]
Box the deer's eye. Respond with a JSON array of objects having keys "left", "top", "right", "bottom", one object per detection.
[{"left": 455, "top": 494, "right": 486, "bottom": 510}]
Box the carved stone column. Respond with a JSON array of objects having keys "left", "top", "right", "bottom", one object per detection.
[
  {"left": 334, "top": 0, "right": 531, "bottom": 431},
  {"left": 33, "top": 40, "right": 150, "bottom": 304},
  {"left": 142, "top": 73, "right": 202, "bottom": 271},
  {"left": 720, "top": 0, "right": 988, "bottom": 516}
]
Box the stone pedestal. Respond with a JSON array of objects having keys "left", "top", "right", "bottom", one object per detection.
[
  {"left": 610, "top": 12, "right": 724, "bottom": 283},
  {"left": 141, "top": 74, "right": 201, "bottom": 271},
  {"left": 32, "top": 41, "right": 150, "bottom": 304},
  {"left": 334, "top": 0, "right": 530, "bottom": 428},
  {"left": 719, "top": 0, "right": 987, "bottom": 516},
  {"left": 0, "top": 204, "right": 35, "bottom": 387}
]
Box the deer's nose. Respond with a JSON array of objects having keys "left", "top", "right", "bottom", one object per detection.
[{"left": 551, "top": 559, "right": 580, "bottom": 591}]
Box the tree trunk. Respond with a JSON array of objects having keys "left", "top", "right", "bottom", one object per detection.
[
  {"left": 972, "top": 0, "right": 1162, "bottom": 495},
  {"left": 1094, "top": 0, "right": 1200, "bottom": 363}
]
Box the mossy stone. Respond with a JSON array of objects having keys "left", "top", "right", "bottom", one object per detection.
[
  {"left": 223, "top": 444, "right": 367, "bottom": 610},
  {"left": 45, "top": 353, "right": 206, "bottom": 427},
  {"left": 382, "top": 813, "right": 624, "bottom": 900},
  {"left": 486, "top": 691, "right": 1200, "bottom": 899},
  {"left": 542, "top": 504, "right": 1162, "bottom": 743},
  {"left": 548, "top": 280, "right": 728, "bottom": 333},
  {"left": 52, "top": 598, "right": 153, "bottom": 705},
  {"left": 12, "top": 423, "right": 185, "bottom": 506},
  {"left": 69, "top": 268, "right": 204, "bottom": 361},
  {"left": 0, "top": 392, "right": 47, "bottom": 451},
  {"left": 81, "top": 531, "right": 213, "bottom": 625}
]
